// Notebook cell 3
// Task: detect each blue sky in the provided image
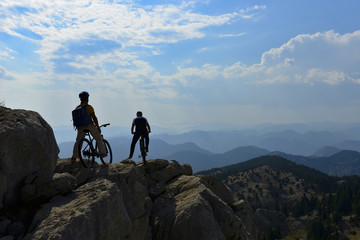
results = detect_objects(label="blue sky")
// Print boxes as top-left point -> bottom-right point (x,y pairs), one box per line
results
1,0 -> 360,132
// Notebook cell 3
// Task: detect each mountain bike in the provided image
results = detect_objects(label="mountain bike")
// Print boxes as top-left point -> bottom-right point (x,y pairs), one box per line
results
78,123 -> 113,168
138,134 -> 147,164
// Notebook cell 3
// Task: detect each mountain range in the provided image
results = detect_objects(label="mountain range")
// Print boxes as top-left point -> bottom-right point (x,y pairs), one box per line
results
57,124 -> 360,175
153,128 -> 360,155
59,134 -> 360,176
55,122 -> 360,154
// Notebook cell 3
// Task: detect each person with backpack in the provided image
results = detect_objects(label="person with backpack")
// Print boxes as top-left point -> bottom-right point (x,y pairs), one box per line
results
71,91 -> 106,163
128,111 -> 151,159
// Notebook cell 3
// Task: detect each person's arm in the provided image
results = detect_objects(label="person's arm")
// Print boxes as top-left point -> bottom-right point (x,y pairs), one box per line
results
90,112 -> 101,133
131,122 -> 135,134
146,122 -> 151,133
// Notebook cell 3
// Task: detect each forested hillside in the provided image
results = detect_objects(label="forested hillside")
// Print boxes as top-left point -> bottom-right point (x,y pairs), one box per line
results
199,155 -> 360,239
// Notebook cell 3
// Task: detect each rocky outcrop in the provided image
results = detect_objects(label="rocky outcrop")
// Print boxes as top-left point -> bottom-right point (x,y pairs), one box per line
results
18,159 -> 252,240
24,178 -> 131,240
0,107 -> 252,240
0,107 -> 59,209
150,174 -> 250,240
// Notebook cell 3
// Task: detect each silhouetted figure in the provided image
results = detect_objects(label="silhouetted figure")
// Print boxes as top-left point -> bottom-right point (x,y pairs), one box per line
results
129,111 -> 151,159
71,91 -> 106,163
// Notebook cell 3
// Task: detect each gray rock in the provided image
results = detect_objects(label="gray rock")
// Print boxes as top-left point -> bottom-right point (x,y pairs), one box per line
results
24,179 -> 131,240
0,107 -> 59,209
21,173 -> 75,204
181,163 -> 193,176
92,164 -> 151,240
151,175 -> 252,240
120,158 -> 136,165
145,160 -> 184,184
198,174 -> 235,205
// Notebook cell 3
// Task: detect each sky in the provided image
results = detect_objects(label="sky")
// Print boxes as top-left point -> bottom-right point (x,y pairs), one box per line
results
1,0 -> 360,133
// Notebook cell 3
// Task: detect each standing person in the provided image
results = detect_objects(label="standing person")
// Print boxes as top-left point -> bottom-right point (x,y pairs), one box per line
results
129,111 -> 151,159
71,91 -> 106,163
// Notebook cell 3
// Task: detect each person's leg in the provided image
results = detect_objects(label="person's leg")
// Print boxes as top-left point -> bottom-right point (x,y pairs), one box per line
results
129,133 -> 140,158
72,126 -> 86,162
144,132 -> 149,152
89,125 -> 106,157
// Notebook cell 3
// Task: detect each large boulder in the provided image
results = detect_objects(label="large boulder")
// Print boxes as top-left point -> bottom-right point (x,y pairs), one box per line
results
150,175 -> 252,240
143,160 -> 252,240
0,107 -> 59,209
52,161 -> 152,240
24,179 -> 131,240
92,164 -> 152,240
21,173 -> 76,204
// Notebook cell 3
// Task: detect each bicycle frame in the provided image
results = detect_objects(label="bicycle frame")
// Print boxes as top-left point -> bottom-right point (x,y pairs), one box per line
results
78,123 -> 112,168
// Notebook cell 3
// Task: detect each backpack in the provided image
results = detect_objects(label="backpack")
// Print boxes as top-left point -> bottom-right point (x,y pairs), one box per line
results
72,105 -> 91,128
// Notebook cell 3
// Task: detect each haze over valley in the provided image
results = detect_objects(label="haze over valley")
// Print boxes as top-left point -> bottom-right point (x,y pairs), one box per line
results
57,122 -> 360,174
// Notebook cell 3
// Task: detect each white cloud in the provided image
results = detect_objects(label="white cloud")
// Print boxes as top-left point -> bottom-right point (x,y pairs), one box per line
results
0,1 -> 267,77
0,1 -> 236,54
0,51 -> 9,60
238,5 -> 266,20
0,48 -> 16,60
219,32 -> 247,38
197,47 -> 211,53
220,30 -> 360,85
0,65 -> 14,80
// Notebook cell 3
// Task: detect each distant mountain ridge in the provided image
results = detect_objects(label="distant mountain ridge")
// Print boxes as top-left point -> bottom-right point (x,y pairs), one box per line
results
311,146 -> 341,157
270,150 -> 360,176
152,126 -> 360,155
59,135 -> 360,176
58,137 -> 212,160
165,146 -> 269,172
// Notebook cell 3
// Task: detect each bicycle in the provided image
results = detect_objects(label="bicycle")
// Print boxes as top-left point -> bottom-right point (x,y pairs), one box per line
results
78,123 -> 113,168
138,134 -> 147,164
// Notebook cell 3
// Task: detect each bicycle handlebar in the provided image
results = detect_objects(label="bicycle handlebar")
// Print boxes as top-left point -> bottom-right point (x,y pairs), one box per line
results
100,123 -> 110,128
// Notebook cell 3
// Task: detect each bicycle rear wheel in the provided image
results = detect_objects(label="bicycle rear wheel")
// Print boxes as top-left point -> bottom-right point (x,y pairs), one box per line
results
78,138 -> 95,168
99,139 -> 112,164
139,136 -> 146,163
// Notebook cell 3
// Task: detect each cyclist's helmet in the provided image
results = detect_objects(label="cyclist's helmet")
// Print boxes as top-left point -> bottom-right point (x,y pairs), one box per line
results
79,91 -> 89,100
136,111 -> 143,117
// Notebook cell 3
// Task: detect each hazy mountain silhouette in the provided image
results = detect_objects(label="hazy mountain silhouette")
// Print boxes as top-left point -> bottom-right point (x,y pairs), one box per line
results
313,150 -> 360,176
165,151 -> 215,173
58,137 -> 212,162
269,150 -> 360,176
152,128 -> 359,155
335,140 -> 360,152
211,146 -> 270,168
59,134 -> 360,175
311,146 -> 341,157
165,146 -> 270,172
56,122 -> 360,157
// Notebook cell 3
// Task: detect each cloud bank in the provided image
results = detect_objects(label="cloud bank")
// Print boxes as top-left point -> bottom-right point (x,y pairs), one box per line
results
1,0 -> 360,128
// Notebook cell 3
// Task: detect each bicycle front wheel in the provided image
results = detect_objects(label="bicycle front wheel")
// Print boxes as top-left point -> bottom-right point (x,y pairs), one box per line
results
99,139 -> 113,165
78,138 -> 95,168
140,137 -> 146,163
